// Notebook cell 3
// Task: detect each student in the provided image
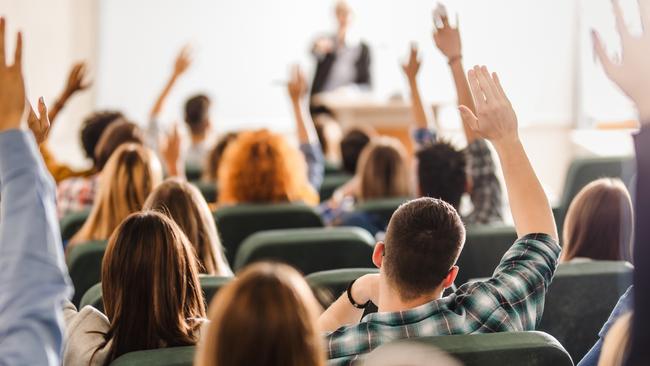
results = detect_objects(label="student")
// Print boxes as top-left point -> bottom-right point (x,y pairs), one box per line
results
143,178 -> 233,276
561,178 -> 633,263
340,127 -> 373,176
202,132 -> 239,183
218,130 -> 320,205
183,94 -> 213,167
318,66 -> 559,364
63,211 -> 207,366
56,120 -> 145,218
402,10 -> 503,225
68,143 -> 163,246
195,262 -> 325,366
0,18 -> 72,365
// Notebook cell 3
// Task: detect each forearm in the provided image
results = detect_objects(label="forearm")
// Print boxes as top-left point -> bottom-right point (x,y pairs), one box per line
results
493,139 -> 557,240
408,78 -> 429,129
318,293 -> 364,332
292,99 -> 313,144
150,74 -> 178,119
449,60 -> 478,143
47,90 -> 72,123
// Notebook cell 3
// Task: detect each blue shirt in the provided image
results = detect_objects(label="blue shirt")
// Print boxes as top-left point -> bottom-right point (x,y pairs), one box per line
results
0,130 -> 72,365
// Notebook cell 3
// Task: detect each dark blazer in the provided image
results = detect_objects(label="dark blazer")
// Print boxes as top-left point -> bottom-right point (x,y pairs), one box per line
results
310,41 -> 371,98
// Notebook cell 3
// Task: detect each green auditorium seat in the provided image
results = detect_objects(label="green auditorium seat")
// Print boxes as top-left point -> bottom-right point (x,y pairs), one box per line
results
454,225 -> 518,286
214,203 -> 324,266
66,240 -> 107,306
234,227 -> 375,275
191,181 -> 218,203
110,346 -> 195,366
354,197 -> 409,224
324,161 -> 343,176
306,268 -> 379,307
60,210 -> 91,242
185,163 -> 202,182
360,331 -> 572,366
554,156 -> 635,232
538,260 -> 633,362
319,173 -> 352,201
80,275 -> 233,313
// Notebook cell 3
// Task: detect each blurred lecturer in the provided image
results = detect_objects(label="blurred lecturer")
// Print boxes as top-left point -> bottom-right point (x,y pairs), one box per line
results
310,0 -> 371,107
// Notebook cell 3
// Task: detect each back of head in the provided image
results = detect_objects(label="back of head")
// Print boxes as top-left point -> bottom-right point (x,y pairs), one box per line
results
203,132 -> 239,182
218,129 -> 317,205
357,137 -> 413,202
196,262 -> 324,366
185,94 -> 211,136
94,120 -> 145,171
144,178 -> 231,275
80,111 -> 124,167
72,143 -> 162,243
562,178 -> 634,262
383,197 -> 465,301
101,211 -> 206,363
416,141 -> 467,210
340,128 -> 373,175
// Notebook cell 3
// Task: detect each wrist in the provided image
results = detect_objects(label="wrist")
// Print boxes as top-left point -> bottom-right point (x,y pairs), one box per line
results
447,55 -> 462,66
492,135 -> 523,155
347,279 -> 370,309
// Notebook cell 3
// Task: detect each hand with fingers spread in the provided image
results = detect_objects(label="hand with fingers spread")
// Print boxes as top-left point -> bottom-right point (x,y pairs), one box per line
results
287,65 -> 308,103
433,4 -> 462,62
161,124 -> 183,177
27,97 -> 50,144
62,62 -> 92,97
173,45 -> 193,77
593,0 -> 650,121
401,44 -> 421,83
0,18 -> 26,132
459,66 -> 519,146
150,44 -> 193,120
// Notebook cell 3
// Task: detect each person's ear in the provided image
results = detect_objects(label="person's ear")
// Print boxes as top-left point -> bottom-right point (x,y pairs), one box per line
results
441,265 -> 459,289
372,242 -> 385,269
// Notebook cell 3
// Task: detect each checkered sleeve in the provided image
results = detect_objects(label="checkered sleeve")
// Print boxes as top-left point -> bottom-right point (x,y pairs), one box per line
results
300,143 -> 325,190
464,139 -> 503,225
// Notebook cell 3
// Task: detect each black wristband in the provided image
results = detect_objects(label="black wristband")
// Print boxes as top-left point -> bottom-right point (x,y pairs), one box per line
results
347,278 -> 371,309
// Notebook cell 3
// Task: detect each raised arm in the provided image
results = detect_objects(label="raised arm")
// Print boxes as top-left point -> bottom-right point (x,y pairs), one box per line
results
47,62 -> 91,124
459,66 -> 557,240
433,9 -> 478,143
0,18 -> 71,365
402,44 -> 430,131
149,45 -> 192,121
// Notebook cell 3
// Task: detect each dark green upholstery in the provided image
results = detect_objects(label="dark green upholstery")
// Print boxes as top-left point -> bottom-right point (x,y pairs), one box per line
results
60,210 -> 90,241
538,261 -> 633,361
354,197 -> 409,224
319,173 -> 352,201
110,346 -> 195,366
185,163 -> 202,181
79,276 -> 233,313
214,203 -> 324,266
66,240 -> 107,306
306,268 -> 379,307
455,226 -> 518,286
362,331 -> 572,366
554,156 -> 635,231
324,161 -> 343,175
234,227 -> 375,275
191,181 -> 218,203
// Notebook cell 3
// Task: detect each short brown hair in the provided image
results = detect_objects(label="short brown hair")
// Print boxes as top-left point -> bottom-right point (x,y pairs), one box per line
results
195,262 -> 325,366
203,132 -> 239,182
94,120 -> 145,171
561,178 -> 634,262
340,128 -> 373,174
383,197 -> 466,301
185,94 -> 211,135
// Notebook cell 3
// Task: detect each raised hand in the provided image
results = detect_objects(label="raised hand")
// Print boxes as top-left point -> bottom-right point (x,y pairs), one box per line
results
173,45 -> 193,77
160,124 -> 183,177
0,17 -> 26,132
287,65 -> 308,102
433,4 -> 462,61
27,97 -> 50,144
593,0 -> 650,122
63,62 -> 91,97
401,44 -> 421,82
459,66 -> 519,146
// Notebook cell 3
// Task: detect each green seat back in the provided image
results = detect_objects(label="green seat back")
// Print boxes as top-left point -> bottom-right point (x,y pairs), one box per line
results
319,174 -> 352,201
234,227 -> 375,275
362,331 -> 572,366
110,346 -> 195,366
60,210 -> 91,242
455,226 -> 518,286
324,161 -> 344,175
185,164 -> 203,182
79,275 -> 233,313
214,203 -> 324,265
354,197 -> 409,224
538,260 -> 633,361
66,240 -> 107,306
191,181 -> 218,203
306,268 -> 379,307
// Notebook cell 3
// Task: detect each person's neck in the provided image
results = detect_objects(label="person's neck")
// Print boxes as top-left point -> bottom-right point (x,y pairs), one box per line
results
377,280 -> 442,313
191,132 -> 206,145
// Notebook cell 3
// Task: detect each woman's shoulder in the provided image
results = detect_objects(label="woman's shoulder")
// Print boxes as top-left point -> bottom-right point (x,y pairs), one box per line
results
64,304 -> 112,366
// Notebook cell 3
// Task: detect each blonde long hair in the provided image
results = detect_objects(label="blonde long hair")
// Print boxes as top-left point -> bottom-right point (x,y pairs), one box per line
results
195,262 -> 325,366
70,143 -> 163,245
357,137 -> 414,202
144,178 -> 233,276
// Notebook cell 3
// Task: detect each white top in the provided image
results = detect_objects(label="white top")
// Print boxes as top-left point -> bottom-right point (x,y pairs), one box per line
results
63,302 -> 111,366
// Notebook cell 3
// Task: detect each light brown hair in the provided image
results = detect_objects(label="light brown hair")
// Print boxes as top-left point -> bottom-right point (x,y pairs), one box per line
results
98,211 -> 206,364
203,132 -> 239,182
70,143 -> 163,245
94,120 -> 145,171
357,137 -> 414,202
218,130 -> 318,205
194,262 -> 325,366
561,178 -> 634,262
144,178 -> 232,276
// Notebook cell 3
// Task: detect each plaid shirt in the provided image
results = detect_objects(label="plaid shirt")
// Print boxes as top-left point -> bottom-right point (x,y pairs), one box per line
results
56,174 -> 99,219
413,128 -> 503,225
325,233 -> 560,365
